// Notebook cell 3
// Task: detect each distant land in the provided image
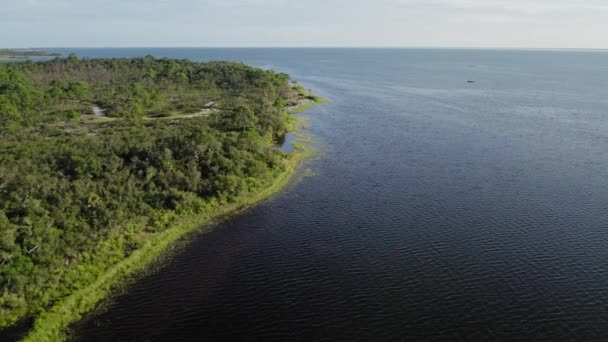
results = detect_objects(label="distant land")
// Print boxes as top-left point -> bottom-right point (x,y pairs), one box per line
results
0,49 -> 61,59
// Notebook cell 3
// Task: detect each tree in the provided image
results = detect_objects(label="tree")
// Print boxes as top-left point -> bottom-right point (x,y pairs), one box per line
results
0,211 -> 17,266
214,105 -> 257,132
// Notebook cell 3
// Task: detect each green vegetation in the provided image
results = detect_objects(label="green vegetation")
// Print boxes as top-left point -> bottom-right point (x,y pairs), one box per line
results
0,56 -> 322,340
23,126 -> 312,342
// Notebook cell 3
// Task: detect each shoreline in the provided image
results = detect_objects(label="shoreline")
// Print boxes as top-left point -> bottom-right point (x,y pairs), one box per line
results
19,97 -> 323,342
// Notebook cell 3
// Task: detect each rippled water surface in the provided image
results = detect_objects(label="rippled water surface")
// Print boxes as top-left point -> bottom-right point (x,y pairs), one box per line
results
65,48 -> 608,341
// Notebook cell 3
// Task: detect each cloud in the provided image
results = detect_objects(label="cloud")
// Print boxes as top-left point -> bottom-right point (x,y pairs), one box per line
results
394,0 -> 608,15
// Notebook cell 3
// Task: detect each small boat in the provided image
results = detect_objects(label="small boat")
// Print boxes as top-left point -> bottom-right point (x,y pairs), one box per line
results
467,80 -> 476,83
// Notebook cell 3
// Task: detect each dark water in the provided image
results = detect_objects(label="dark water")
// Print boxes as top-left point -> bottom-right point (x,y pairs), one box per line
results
63,48 -> 608,341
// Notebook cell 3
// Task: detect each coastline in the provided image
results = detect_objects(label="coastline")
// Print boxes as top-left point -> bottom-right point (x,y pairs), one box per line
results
19,98 -> 323,342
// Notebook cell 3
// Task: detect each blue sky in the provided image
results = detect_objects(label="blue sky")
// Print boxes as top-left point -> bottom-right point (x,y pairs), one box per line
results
2,0 -> 607,48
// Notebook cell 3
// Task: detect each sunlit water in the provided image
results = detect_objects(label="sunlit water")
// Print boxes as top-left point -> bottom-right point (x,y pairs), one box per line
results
43,48 -> 608,341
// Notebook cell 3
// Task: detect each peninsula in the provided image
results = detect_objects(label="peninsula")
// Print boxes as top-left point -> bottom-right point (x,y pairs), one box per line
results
0,55 -> 322,341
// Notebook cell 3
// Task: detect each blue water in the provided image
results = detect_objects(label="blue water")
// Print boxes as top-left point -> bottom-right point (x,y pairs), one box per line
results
60,48 -> 608,341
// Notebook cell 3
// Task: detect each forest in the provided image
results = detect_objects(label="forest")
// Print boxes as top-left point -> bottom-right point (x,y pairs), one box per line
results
0,55 -> 317,333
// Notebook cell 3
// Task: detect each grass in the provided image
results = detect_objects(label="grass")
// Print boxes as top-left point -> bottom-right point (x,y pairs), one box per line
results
20,100 -> 322,342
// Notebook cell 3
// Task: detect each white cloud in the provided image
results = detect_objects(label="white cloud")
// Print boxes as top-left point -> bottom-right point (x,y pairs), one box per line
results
395,0 -> 608,14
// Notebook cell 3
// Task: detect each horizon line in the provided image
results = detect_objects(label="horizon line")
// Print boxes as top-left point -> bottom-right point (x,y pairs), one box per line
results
5,46 -> 608,51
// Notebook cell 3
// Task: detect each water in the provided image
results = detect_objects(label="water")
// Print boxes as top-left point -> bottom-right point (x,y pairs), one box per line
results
52,48 -> 608,341
277,132 -> 297,154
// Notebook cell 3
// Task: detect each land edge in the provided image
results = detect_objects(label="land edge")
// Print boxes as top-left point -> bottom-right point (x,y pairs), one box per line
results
19,98 -> 325,342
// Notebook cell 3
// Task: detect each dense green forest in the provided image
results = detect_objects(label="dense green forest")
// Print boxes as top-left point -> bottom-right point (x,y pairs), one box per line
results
0,55 -> 318,333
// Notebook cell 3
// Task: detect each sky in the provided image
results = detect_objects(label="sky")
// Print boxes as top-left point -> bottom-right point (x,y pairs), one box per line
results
1,0 -> 607,49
